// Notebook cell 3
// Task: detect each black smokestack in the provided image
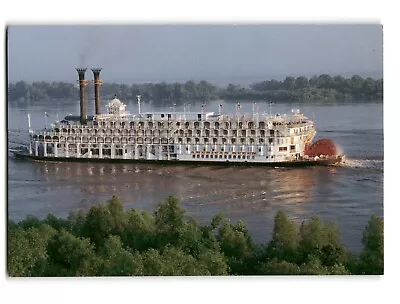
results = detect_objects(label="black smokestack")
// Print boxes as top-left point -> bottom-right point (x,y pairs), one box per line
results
91,68 -> 102,115
76,68 -> 88,124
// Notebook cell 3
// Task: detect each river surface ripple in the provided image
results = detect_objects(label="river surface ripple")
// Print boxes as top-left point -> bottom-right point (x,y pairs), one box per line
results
8,102 -> 383,252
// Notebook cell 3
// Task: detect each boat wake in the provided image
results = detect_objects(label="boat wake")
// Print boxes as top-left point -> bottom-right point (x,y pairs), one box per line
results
336,158 -> 383,169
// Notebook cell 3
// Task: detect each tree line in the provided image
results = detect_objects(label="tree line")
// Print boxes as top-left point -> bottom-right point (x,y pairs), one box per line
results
8,195 -> 383,276
8,74 -> 382,105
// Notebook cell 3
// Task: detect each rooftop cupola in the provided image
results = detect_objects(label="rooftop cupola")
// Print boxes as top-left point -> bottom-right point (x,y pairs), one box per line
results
106,95 -> 127,116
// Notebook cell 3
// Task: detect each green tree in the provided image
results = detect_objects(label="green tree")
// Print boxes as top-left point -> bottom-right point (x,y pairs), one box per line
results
376,79 -> 383,97
153,82 -> 173,103
294,76 -> 309,89
350,75 -> 365,98
81,204 -> 114,248
267,210 -> 300,263
178,216 -> 206,257
328,263 -> 350,275
298,216 -> 347,266
319,221 -> 347,267
29,82 -> 50,101
45,230 -> 99,276
317,74 -> 334,89
226,83 -> 241,95
184,80 -> 197,101
8,225 -> 57,277
141,245 -> 227,276
67,209 -> 87,236
283,77 -> 295,90
215,217 -> 254,275
156,246 -> 203,275
333,75 -> 349,93
154,196 -> 185,244
17,215 -> 43,230
259,259 -> 300,275
98,235 -> 144,276
107,195 -> 127,235
359,215 -> 383,274
197,80 -> 218,101
218,219 -> 252,259
299,256 -> 329,275
81,195 -> 126,248
44,213 -> 71,232
155,196 -> 185,229
299,256 -> 350,275
172,82 -> 184,103
122,209 -> 155,251
362,77 -> 377,97
141,248 -> 165,275
299,216 -> 325,252
13,81 -> 30,101
197,249 -> 229,275
308,75 -> 318,87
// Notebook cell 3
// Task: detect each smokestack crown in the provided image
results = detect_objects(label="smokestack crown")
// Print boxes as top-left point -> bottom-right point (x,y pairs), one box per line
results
92,68 -> 101,79
76,68 -> 87,80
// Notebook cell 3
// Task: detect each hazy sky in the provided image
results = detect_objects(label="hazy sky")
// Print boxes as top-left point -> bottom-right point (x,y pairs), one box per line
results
7,24 -> 383,84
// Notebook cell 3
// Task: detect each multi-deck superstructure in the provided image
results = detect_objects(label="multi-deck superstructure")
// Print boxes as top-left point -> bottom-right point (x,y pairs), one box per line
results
14,68 -> 343,166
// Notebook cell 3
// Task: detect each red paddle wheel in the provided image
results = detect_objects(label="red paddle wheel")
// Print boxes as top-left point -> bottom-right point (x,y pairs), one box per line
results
304,138 -> 341,157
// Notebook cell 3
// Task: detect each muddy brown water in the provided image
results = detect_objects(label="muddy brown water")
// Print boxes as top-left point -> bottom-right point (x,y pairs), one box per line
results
8,101 -> 383,252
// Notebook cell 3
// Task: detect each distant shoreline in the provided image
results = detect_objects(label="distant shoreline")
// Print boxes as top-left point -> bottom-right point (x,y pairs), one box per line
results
8,74 -> 383,105
7,98 -> 383,106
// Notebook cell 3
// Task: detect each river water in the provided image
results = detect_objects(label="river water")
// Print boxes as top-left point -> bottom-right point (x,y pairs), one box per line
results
7,100 -> 383,252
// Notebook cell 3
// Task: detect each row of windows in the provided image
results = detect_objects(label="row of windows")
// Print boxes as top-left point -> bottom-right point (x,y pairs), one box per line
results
56,123 -> 311,136
48,143 -> 125,149
91,120 -> 312,130
293,126 -> 310,134
192,154 -> 256,160
93,120 -> 268,129
40,133 -> 286,145
53,128 -> 280,137
41,137 -> 275,145
191,154 -> 278,160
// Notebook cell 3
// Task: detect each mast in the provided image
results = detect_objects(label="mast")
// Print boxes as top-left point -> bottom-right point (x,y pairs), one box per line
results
27,113 -> 32,154
137,95 -> 141,114
256,103 -> 259,126
236,102 -> 241,125
269,101 -> 273,116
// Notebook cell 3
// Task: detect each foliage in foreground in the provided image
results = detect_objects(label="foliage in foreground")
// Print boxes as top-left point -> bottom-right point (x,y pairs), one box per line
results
7,196 -> 383,276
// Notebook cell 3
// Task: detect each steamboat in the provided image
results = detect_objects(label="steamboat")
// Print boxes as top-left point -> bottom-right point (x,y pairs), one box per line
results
12,68 -> 344,167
